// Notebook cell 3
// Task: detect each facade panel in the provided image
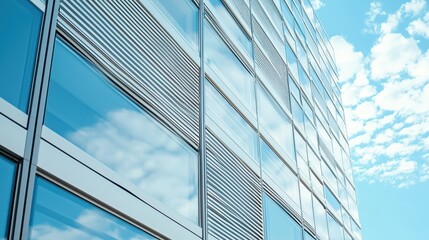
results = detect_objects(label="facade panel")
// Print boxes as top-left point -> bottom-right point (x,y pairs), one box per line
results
0,0 -> 361,239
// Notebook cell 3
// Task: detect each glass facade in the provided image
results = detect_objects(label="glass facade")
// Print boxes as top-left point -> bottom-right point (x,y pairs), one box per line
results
45,38 -> 199,223
0,0 -> 42,113
29,177 -> 155,239
0,0 -> 361,239
0,155 -> 17,239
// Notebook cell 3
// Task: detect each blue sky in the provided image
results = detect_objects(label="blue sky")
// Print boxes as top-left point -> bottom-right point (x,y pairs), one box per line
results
312,0 -> 429,239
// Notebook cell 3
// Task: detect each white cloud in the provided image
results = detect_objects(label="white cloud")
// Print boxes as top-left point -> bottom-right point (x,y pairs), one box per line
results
403,0 -> 427,15
310,0 -> 325,10
380,11 -> 402,34
384,142 -> 421,157
349,133 -> 372,148
374,129 -> 394,144
407,12 -> 429,38
341,71 -> 376,107
370,33 -> 421,79
365,1 -> 386,34
330,36 -> 365,82
354,101 -> 378,120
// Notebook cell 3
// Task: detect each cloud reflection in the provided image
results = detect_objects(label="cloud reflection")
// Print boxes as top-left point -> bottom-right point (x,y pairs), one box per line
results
69,109 -> 198,223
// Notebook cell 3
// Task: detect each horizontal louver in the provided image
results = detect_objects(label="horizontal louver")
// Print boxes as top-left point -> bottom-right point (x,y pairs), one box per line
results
57,0 -> 199,146
207,130 -> 263,240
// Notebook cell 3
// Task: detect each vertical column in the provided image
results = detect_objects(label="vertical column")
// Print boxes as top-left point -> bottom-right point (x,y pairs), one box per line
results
11,0 -> 61,239
198,0 -> 208,240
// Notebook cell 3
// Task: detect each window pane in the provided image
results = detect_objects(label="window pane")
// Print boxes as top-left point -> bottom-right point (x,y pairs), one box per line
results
324,185 -> 342,219
29,177 -> 156,240
314,198 -> 329,240
152,0 -> 198,50
263,193 -> 302,240
286,43 -> 299,81
261,140 -> 300,211
257,84 -> 295,161
206,80 -> 258,160
0,156 -> 17,239
327,214 -> 344,240
208,0 -> 253,57
291,97 -> 304,127
45,39 -> 198,223
205,21 -> 255,113
0,0 -> 42,112
300,182 -> 314,228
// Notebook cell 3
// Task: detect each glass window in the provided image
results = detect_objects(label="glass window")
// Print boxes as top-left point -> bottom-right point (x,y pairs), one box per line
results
263,193 -> 302,240
299,63 -> 312,99
311,172 -> 324,198
291,97 -> 304,127
314,198 -> 329,240
0,155 -> 17,239
257,84 -> 295,161
300,182 -> 315,228
152,0 -> 198,50
205,21 -> 255,113
308,147 -> 321,176
304,116 -> 318,146
286,42 -> 299,81
206,80 -> 258,160
281,0 -> 295,31
352,220 -> 362,240
327,214 -> 344,240
324,185 -> 342,219
322,161 -> 338,194
208,0 -> 253,57
0,0 -> 42,113
29,177 -> 156,240
44,39 -> 198,223
260,139 -> 300,211
289,76 -> 300,100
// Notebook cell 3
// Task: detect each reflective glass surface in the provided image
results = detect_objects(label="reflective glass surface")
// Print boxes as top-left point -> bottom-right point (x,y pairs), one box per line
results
260,140 -> 300,211
206,80 -> 257,160
257,84 -> 295,161
205,21 -> 255,113
263,193 -> 302,240
324,185 -> 342,219
29,177 -> 156,240
314,198 -> 329,240
327,214 -> 344,240
286,43 -> 299,81
0,155 -> 17,239
208,0 -> 253,57
0,0 -> 42,112
291,96 -> 304,127
300,182 -> 315,227
45,39 -> 198,223
152,0 -> 198,50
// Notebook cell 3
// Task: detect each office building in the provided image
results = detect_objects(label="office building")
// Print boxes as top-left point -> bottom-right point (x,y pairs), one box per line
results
0,0 -> 362,239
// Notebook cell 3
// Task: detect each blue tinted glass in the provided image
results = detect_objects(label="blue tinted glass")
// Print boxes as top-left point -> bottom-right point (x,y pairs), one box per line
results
45,39 -> 198,223
260,140 -> 300,212
29,177 -> 156,240
263,193 -> 302,240
324,185 -> 342,218
208,0 -> 253,57
206,80 -> 257,161
0,0 -> 42,112
152,0 -> 198,50
286,43 -> 299,81
0,156 -> 17,239
327,214 -> 344,240
205,21 -> 255,113
313,198 -> 329,240
257,84 -> 295,161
